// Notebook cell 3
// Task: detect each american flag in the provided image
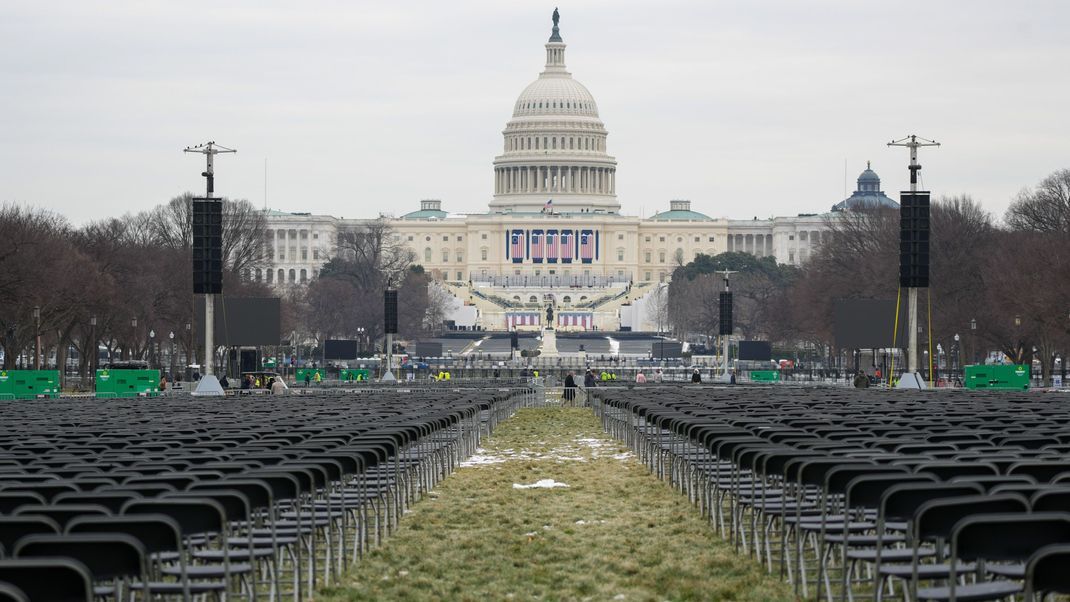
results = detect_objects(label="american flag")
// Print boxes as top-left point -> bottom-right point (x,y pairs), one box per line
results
580,230 -> 596,261
546,231 -> 557,262
510,230 -> 525,261
531,231 -> 544,261
560,230 -> 573,261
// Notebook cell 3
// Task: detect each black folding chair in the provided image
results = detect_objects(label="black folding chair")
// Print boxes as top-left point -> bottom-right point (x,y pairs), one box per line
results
0,516 -> 61,559
0,558 -> 93,602
0,581 -> 28,602
13,533 -> 146,599
1024,543 -> 1070,600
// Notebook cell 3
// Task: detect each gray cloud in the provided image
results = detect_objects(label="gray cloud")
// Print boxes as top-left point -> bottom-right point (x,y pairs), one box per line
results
1,0 -> 1067,223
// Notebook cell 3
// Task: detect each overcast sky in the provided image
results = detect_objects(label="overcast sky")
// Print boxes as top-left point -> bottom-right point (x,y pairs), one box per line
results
2,0 -> 1068,224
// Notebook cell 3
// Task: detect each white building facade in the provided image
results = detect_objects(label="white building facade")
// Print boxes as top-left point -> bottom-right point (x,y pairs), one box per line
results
257,13 -> 878,330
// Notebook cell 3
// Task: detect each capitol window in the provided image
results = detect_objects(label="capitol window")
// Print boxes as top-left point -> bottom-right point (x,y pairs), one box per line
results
708,236 -> 715,242
457,235 -> 463,241
425,236 -> 431,241
659,251 -> 666,263
313,249 -> 320,260
442,249 -> 449,262
481,248 -> 488,260
644,236 -> 651,242
694,236 -> 700,242
617,233 -> 623,240
424,248 -> 432,262
408,235 -> 413,241
481,233 -> 487,240
617,249 -> 624,261
442,235 -> 449,242
659,236 -> 665,242
644,251 -> 651,263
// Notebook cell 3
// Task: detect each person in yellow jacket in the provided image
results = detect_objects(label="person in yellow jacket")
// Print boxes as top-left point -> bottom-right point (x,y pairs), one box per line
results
314,371 -> 322,385
444,371 -> 451,380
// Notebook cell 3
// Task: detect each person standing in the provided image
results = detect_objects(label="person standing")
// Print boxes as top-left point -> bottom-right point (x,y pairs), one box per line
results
271,377 -> 286,395
691,369 -> 702,383
563,371 -> 576,402
304,371 -> 312,387
635,372 -> 647,384
654,369 -> 664,383
854,370 -> 870,388
584,369 -> 596,388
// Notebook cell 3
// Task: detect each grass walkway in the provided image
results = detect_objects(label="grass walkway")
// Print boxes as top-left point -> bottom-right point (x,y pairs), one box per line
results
318,407 -> 793,601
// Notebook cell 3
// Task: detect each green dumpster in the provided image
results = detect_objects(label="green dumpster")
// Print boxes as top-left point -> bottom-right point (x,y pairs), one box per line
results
96,369 -> 160,398
296,368 -> 325,384
339,369 -> 370,382
0,370 -> 61,400
964,364 -> 1030,390
749,370 -> 780,383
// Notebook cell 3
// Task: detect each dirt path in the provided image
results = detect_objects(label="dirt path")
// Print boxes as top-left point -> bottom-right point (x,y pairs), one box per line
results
319,407 -> 792,602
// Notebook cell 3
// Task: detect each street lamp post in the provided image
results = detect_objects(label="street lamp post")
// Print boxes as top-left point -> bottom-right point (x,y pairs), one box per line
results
953,333 -> 961,384
32,306 -> 41,370
89,316 -> 98,377
149,330 -> 156,370
357,327 -> 365,355
168,331 -> 175,380
130,317 -> 138,362
970,318 -> 977,365
1014,315 -> 1022,363
185,323 -> 191,376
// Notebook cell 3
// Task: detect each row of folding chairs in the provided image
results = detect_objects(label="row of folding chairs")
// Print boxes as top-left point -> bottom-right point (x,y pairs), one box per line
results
591,386 -> 1070,602
0,388 -> 532,600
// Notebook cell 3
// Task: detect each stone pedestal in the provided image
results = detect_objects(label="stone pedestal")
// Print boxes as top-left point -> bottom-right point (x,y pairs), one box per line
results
540,328 -> 559,357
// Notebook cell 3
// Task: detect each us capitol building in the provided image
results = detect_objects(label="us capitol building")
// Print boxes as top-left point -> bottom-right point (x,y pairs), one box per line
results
259,11 -> 896,331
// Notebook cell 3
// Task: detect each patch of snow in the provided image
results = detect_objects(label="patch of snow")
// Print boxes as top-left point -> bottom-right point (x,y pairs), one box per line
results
613,594 -> 626,600
513,479 -> 570,489
575,519 -> 588,525
524,531 -> 539,537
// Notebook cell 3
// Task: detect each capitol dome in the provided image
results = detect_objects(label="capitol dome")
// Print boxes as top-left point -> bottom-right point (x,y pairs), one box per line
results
490,10 -> 619,214
512,77 -> 599,118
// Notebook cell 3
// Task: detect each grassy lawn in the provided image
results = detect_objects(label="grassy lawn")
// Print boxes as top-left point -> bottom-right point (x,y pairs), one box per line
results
318,407 -> 794,602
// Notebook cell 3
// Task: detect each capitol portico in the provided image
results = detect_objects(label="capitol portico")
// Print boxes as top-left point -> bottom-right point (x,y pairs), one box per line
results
259,11 -> 890,331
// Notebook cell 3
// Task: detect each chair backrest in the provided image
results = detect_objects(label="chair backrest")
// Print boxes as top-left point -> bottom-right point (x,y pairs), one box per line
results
914,493 -> 1029,541
121,499 -> 225,539
65,514 -> 182,556
1009,461 -> 1070,483
1026,543 -> 1070,596
953,512 -> 1070,564
0,581 -> 29,602
52,492 -> 141,514
164,490 -> 250,523
1030,489 -> 1070,513
0,557 -> 93,602
0,493 -> 46,515
881,482 -> 985,522
14,533 -> 145,582
13,505 -> 110,528
0,517 -> 61,557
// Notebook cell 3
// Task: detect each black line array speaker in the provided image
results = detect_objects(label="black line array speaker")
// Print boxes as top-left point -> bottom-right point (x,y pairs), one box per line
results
900,191 -> 930,288
718,291 -> 733,336
192,198 -> 223,295
384,290 -> 398,334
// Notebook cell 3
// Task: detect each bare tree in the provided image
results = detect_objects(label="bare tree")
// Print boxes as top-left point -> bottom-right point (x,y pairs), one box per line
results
1005,169 -> 1070,235
329,219 -> 417,290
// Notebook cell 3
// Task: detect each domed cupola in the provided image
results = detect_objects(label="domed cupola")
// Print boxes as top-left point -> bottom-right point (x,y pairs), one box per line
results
490,9 -> 619,214
832,161 -> 899,211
